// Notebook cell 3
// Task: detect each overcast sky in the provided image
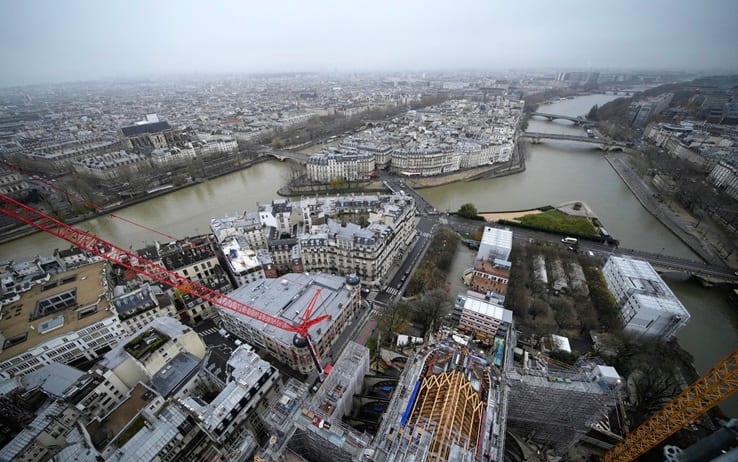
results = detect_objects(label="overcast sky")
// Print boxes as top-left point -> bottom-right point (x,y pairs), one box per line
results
1,0 -> 737,87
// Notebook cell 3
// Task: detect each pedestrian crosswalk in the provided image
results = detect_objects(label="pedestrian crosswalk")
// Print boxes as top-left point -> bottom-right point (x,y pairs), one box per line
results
384,287 -> 401,296
199,327 -> 219,336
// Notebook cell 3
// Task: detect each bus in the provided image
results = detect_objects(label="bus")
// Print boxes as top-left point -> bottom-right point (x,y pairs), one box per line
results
561,237 -> 578,245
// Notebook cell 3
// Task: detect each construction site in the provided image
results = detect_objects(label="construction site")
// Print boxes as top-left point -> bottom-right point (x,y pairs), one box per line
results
374,340 -> 508,462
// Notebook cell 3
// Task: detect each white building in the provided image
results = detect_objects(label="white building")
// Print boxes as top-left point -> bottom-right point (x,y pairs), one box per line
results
72,150 -> 149,180
180,344 -> 280,447
477,227 -> 513,262
212,193 -> 416,287
708,159 -> 738,201
391,148 -> 461,176
196,133 -> 238,156
219,273 -> 361,375
149,144 -> 197,166
210,211 -> 267,249
306,149 -> 375,183
157,236 -> 232,321
0,164 -> 26,196
602,256 -> 690,340
221,237 -> 267,287
111,284 -> 177,335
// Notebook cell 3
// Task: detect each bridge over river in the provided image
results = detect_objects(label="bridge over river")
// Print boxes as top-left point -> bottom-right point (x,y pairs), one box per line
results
529,112 -> 594,126
520,131 -> 628,151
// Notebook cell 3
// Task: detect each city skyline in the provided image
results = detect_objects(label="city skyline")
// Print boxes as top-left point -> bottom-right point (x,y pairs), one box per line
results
1,0 -> 738,87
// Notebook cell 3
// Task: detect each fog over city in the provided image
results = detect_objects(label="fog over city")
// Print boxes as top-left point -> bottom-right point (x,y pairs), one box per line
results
1,0 -> 737,87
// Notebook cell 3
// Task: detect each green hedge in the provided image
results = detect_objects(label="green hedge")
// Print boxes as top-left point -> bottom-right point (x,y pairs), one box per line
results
517,210 -> 598,236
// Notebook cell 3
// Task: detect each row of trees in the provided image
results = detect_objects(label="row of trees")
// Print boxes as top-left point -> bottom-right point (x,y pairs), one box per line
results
505,242 -> 621,338
404,227 -> 459,297
272,94 -> 451,149
374,290 -> 453,348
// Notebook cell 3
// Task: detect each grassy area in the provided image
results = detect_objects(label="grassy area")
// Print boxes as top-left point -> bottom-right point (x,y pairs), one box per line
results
124,329 -> 170,360
517,210 -> 597,236
113,415 -> 146,447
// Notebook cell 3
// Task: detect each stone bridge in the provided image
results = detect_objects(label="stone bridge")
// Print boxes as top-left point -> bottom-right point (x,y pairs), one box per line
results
520,132 -> 627,151
529,112 -> 593,126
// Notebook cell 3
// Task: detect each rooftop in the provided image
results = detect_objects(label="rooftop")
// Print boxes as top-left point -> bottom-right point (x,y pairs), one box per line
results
21,362 -> 84,397
150,352 -> 201,398
86,383 -> 158,451
457,291 -> 513,324
224,272 -> 354,346
0,261 -> 111,362
123,329 -> 171,361
120,121 -> 172,137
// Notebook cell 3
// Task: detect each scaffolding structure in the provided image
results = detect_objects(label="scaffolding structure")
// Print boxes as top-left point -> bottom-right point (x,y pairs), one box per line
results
257,343 -> 373,462
311,341 -> 370,422
374,340 -> 507,462
506,366 -> 614,455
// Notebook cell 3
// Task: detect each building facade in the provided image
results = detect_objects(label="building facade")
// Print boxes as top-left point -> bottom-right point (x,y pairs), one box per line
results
708,159 -> 738,201
218,273 -> 361,375
452,291 -> 513,340
602,256 -> 691,340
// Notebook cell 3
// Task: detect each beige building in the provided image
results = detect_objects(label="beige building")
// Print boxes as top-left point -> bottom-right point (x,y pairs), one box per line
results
0,262 -> 124,378
219,273 -> 361,375
72,150 -> 149,180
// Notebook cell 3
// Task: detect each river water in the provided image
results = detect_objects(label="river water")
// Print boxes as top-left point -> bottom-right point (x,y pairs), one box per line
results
1,94 -> 736,415
421,94 -> 738,415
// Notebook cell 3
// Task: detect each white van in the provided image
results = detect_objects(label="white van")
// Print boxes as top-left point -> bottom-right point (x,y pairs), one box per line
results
561,237 -> 578,245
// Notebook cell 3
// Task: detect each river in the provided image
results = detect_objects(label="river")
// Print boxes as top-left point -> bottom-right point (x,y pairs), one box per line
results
421,94 -> 737,416
1,94 -> 736,415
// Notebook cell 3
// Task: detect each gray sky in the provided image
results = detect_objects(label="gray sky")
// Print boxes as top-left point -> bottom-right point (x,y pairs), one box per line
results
1,0 -> 737,87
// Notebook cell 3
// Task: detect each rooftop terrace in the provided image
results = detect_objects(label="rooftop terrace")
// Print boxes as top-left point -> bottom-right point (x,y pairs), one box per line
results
0,261 -> 111,362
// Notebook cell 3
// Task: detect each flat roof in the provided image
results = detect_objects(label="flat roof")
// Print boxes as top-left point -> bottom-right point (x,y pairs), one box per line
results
460,292 -> 513,324
224,272 -> 353,346
0,261 -> 111,362
150,352 -> 200,398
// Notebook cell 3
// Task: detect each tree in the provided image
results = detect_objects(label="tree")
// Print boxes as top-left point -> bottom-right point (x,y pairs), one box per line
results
629,370 -> 681,424
271,137 -> 285,149
529,299 -> 549,320
587,104 -> 599,121
329,176 -> 346,190
376,301 -> 411,347
553,299 -> 578,329
412,290 -> 452,338
457,203 -> 478,219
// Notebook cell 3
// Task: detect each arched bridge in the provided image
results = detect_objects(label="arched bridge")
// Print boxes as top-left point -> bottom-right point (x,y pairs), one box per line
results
529,112 -> 593,126
262,149 -> 311,163
520,132 -> 628,151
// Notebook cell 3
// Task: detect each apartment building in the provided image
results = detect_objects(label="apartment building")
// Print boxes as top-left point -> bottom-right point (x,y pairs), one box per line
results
306,149 -> 375,183
452,291 -> 513,340
218,273 -> 361,375
0,262 -> 124,378
72,150 -> 149,180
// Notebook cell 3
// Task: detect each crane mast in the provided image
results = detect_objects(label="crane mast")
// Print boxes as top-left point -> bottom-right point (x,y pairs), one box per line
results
601,347 -> 738,462
0,194 -> 329,370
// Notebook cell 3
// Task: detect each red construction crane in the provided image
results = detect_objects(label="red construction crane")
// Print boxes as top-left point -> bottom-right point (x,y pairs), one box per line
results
0,193 -> 329,378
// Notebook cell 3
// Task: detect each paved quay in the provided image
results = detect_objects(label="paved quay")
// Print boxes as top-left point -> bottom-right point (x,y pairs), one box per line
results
605,153 -> 736,268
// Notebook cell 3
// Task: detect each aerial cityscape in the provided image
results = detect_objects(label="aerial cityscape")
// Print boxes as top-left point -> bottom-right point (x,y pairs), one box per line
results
1,1 -> 737,462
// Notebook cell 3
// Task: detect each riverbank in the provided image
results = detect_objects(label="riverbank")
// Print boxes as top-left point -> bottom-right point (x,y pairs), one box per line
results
605,153 -> 736,268
278,148 -> 527,195
0,155 -> 271,245
277,179 -> 387,197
